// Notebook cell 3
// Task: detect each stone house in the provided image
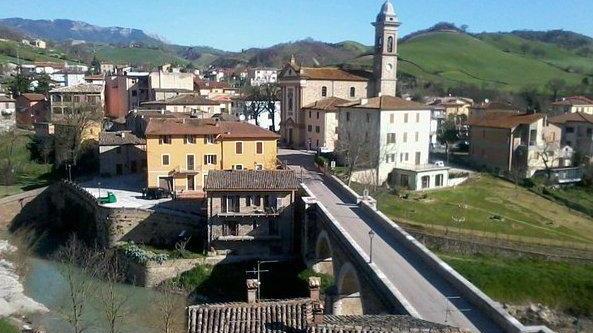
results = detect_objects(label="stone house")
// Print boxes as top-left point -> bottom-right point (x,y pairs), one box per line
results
247,67 -> 278,86
427,96 -> 474,119
141,93 -> 223,117
204,170 -> 298,257
49,83 -> 104,121
99,131 -> 147,176
144,118 -> 280,195
15,93 -> 50,129
302,97 -> 349,151
469,113 -> 571,178
0,95 -> 16,132
550,112 -> 593,162
149,66 -> 194,100
551,96 -> 593,115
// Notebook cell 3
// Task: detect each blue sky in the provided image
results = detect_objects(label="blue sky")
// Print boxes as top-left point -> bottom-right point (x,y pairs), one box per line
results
0,0 -> 591,51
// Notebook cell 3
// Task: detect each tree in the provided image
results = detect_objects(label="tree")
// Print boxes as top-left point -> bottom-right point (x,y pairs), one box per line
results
437,118 -> 459,163
55,102 -> 102,166
151,281 -> 185,333
90,55 -> 101,75
95,253 -> 131,333
7,73 -> 31,96
54,235 -> 101,333
546,78 -> 566,101
34,73 -> 52,95
0,129 -> 19,185
241,85 -> 267,126
261,83 -> 280,131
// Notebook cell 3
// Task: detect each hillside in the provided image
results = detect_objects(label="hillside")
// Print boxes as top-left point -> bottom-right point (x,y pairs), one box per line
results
0,18 -> 163,46
0,39 -> 77,65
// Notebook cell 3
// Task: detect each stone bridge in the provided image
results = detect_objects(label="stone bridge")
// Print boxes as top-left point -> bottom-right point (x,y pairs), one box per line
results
281,149 -> 553,333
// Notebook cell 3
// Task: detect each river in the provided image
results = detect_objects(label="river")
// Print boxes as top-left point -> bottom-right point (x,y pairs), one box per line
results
0,234 -> 185,333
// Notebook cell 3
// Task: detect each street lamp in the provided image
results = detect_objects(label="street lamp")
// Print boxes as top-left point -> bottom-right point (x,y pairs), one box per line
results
368,230 -> 375,263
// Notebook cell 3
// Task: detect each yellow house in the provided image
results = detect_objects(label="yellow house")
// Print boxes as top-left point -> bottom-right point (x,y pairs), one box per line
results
145,118 -> 280,194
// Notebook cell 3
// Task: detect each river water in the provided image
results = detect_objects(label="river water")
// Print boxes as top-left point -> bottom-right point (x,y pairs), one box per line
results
0,235 -> 185,332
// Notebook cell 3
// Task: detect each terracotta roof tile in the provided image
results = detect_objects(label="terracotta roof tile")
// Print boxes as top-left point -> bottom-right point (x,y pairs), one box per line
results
549,112 -> 593,124
99,131 -> 146,146
314,315 -> 466,333
49,84 -> 103,94
552,96 -> 593,106
145,118 -> 280,139
142,94 -> 219,106
340,96 -> 431,110
205,170 -> 299,191
302,97 -> 350,111
20,93 -> 46,101
300,67 -> 372,81
468,113 -> 544,129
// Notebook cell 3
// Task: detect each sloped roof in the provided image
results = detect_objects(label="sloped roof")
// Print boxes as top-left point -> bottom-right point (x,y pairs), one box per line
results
549,112 -> 593,125
205,170 -> 299,191
302,97 -> 350,111
340,96 -> 431,110
20,93 -> 46,101
300,67 -> 372,82
194,79 -> 230,89
142,94 -> 219,106
552,96 -> 593,106
313,315 -> 465,333
0,95 -> 15,102
468,113 -> 544,129
99,131 -> 146,146
145,118 -> 280,139
49,84 -> 103,94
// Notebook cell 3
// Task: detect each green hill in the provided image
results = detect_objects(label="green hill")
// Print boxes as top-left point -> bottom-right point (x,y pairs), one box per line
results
0,39 -> 75,64
349,31 -> 589,91
93,45 -> 189,67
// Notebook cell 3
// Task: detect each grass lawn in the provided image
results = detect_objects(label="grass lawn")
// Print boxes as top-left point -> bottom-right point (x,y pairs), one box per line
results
441,252 -> 593,316
0,318 -> 19,333
365,174 -> 593,246
540,185 -> 593,218
0,132 -> 54,198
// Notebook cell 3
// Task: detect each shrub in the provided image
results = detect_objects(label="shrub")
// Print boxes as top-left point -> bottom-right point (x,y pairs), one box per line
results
120,241 -> 169,264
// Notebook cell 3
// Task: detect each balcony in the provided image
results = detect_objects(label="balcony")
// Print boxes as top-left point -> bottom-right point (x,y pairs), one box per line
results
218,206 -> 283,217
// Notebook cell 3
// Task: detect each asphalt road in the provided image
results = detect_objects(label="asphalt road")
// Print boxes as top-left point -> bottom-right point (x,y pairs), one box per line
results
279,149 -> 504,333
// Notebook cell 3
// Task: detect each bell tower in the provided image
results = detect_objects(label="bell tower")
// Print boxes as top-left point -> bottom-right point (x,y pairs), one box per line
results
373,0 -> 400,97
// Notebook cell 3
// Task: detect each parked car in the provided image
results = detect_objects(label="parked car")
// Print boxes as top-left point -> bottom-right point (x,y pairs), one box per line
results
433,160 -> 445,167
143,187 -> 172,200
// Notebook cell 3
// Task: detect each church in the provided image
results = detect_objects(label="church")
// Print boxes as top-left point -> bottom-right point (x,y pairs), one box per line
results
279,1 -> 447,188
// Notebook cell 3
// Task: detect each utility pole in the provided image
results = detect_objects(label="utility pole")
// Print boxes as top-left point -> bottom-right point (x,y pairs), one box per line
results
245,260 -> 279,301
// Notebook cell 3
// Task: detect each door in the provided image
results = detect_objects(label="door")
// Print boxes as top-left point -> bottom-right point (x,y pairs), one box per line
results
421,175 -> 430,189
187,175 -> 195,191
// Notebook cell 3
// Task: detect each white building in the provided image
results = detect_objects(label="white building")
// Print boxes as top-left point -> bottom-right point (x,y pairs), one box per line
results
248,68 -> 278,86
232,99 -> 281,132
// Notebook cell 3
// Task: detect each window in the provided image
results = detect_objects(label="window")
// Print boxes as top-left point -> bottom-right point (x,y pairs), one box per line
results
315,126 -> 320,133
316,111 -> 319,119
222,222 -> 239,236
387,133 -> 396,144
162,155 -> 170,166
255,164 -> 263,170
587,128 -> 593,137
529,129 -> 537,146
235,141 -> 243,154
159,135 -> 172,145
390,113 -> 394,123
387,36 -> 394,53
254,195 -> 262,206
185,135 -> 196,144
416,113 -> 420,123
350,87 -> 356,98
366,113 -> 370,123
415,132 -> 419,142
404,113 -> 409,123
256,142 -> 264,154
309,110 -> 312,118
415,152 -> 421,165
246,196 -> 252,207
233,164 -> 244,170
307,125 -> 312,132
566,127 -> 575,133
321,86 -> 327,97
421,176 -> 430,189
204,154 -> 217,165
386,153 -> 396,163
187,155 -> 195,170
346,112 -> 350,121
287,89 -> 294,112
403,132 -> 408,143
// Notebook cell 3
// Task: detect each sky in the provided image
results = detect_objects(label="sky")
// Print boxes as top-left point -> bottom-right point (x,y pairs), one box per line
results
0,0 -> 591,51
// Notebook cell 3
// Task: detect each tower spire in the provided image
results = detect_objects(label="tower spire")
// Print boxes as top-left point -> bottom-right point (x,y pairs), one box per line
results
372,0 -> 400,97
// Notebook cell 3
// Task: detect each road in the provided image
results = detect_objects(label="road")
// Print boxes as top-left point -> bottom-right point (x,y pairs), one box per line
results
279,149 -> 504,333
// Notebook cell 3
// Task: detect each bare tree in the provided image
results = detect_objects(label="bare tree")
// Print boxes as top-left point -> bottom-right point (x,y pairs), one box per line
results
55,102 -> 102,166
54,235 -> 100,333
0,129 -> 19,185
95,253 -> 131,333
152,281 -> 185,333
261,83 -> 280,131
241,86 -> 267,126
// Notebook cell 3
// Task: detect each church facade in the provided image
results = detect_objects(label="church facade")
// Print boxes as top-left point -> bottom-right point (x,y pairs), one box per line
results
278,1 -> 400,149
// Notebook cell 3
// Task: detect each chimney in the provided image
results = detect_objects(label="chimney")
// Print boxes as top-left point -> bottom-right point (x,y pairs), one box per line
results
246,279 -> 259,303
290,54 -> 296,65
309,277 -> 324,324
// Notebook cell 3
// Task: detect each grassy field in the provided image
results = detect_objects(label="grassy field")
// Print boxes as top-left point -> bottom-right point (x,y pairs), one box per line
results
0,40 -> 76,64
95,45 -> 189,67
366,174 -> 593,246
0,132 -> 53,198
538,185 -> 593,218
441,252 -> 593,316
0,318 -> 19,333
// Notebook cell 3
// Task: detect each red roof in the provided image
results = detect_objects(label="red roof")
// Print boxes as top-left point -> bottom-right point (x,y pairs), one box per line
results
551,96 -> 593,106
145,118 -> 280,139
20,93 -> 46,101
469,113 -> 544,129
549,112 -> 593,124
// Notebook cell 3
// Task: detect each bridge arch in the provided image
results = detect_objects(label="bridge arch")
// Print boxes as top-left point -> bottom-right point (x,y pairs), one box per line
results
333,261 -> 363,315
312,230 -> 334,276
